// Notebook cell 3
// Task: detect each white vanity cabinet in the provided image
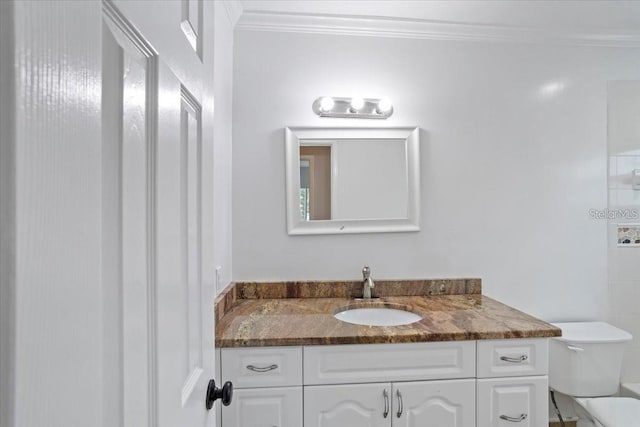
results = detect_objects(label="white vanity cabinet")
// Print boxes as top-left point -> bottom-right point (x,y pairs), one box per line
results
219,339 -> 549,427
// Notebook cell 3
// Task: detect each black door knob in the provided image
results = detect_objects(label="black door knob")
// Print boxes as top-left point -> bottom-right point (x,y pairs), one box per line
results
205,379 -> 233,410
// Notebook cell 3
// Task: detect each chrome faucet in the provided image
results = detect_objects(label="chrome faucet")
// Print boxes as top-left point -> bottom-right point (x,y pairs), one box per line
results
362,265 -> 375,299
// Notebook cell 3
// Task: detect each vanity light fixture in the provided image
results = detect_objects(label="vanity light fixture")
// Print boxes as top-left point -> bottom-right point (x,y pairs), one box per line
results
350,97 -> 365,112
319,96 -> 335,112
376,98 -> 392,114
312,97 -> 394,119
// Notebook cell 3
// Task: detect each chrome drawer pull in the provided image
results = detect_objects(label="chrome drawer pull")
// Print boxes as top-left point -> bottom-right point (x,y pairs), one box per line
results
500,413 -> 527,422
396,389 -> 403,418
246,364 -> 278,372
500,355 -> 528,363
382,389 -> 389,418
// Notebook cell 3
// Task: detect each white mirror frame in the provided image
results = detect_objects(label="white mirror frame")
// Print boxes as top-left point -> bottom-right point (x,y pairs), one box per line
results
285,126 -> 421,235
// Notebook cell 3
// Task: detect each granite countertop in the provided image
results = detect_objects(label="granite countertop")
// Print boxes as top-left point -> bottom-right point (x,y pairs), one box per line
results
215,279 -> 561,348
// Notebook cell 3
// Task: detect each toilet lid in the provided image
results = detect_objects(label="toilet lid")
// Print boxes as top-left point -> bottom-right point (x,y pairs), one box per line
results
552,322 -> 632,344
587,398 -> 640,427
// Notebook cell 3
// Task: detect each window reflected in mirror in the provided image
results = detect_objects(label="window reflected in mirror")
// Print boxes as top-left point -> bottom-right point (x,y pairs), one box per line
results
300,158 -> 311,220
299,146 -> 331,221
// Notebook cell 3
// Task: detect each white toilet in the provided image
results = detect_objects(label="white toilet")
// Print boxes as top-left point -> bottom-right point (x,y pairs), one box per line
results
550,322 -> 640,427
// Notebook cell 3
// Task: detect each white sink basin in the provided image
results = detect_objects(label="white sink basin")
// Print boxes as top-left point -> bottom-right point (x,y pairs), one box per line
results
334,307 -> 422,327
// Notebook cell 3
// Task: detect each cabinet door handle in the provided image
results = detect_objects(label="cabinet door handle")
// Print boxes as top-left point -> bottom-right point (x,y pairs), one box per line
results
396,389 -> 403,418
246,364 -> 278,372
382,389 -> 389,418
500,413 -> 527,422
500,355 -> 528,363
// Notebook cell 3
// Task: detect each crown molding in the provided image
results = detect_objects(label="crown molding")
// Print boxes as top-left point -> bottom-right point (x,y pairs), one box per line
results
236,11 -> 640,48
222,0 -> 243,28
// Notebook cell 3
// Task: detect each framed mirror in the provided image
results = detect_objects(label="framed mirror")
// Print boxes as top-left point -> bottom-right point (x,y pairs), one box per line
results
285,127 -> 420,235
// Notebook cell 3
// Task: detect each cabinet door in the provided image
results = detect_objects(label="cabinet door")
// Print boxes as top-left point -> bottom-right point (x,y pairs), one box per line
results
477,376 -> 548,427
392,379 -> 475,427
222,387 -> 302,427
305,383 -> 391,427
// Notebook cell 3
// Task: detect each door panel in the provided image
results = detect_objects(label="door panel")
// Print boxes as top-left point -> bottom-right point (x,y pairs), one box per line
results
154,27 -> 213,427
222,387 -> 303,427
102,6 -> 156,425
154,63 -> 209,426
393,379 -> 475,427
180,0 -> 203,57
304,383 -> 391,427
182,87 -> 204,406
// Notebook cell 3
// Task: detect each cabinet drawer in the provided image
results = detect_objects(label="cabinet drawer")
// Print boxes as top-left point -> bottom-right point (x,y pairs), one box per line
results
221,346 -> 302,388
304,341 -> 475,385
222,386 -> 302,427
477,339 -> 548,378
477,376 -> 548,427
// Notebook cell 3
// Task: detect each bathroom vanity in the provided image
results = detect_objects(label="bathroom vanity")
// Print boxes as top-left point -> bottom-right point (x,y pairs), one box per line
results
215,280 -> 560,427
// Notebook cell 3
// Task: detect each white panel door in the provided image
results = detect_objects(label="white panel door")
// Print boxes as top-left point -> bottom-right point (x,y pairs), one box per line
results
222,387 -> 303,427
304,383 -> 392,427
392,379 -> 476,427
102,1 -> 216,426
4,0 -> 217,426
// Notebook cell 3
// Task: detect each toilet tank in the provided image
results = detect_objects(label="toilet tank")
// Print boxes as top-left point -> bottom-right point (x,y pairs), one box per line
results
550,322 -> 632,397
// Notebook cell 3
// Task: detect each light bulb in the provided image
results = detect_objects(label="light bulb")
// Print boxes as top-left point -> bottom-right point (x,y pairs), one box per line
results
350,97 -> 365,111
376,98 -> 392,113
319,97 -> 334,112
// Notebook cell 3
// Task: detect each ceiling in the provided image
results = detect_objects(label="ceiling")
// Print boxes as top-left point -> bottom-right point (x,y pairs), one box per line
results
232,1 -> 640,46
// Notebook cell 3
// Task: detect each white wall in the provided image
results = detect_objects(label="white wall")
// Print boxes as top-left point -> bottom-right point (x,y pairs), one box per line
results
212,2 -> 235,295
607,81 -> 640,382
232,29 -> 640,320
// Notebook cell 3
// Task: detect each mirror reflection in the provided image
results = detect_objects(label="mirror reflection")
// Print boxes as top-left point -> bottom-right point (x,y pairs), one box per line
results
285,127 -> 420,235
298,140 -> 408,221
